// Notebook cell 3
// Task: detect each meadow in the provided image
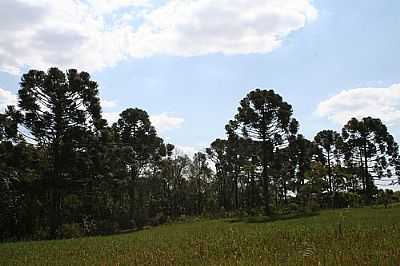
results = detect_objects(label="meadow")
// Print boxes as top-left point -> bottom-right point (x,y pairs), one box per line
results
1,205 -> 399,266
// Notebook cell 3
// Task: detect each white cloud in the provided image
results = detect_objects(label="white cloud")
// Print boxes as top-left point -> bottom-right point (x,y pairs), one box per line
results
101,98 -> 118,108
84,0 -> 151,14
102,112 -> 120,124
0,0 -> 317,74
150,113 -> 184,132
0,0 -> 142,74
103,111 -> 184,132
317,83 -> 400,125
130,0 -> 318,57
0,88 -> 17,112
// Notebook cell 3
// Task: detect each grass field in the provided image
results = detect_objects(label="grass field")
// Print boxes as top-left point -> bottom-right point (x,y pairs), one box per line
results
1,205 -> 400,266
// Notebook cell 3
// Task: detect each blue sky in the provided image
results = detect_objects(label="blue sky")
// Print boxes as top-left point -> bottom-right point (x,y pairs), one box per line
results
1,0 -> 400,165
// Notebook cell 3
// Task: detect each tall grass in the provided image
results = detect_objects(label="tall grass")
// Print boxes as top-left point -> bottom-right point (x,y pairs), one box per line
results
1,205 -> 399,265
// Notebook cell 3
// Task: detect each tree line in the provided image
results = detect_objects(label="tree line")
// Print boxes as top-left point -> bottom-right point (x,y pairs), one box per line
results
1,68 -> 400,240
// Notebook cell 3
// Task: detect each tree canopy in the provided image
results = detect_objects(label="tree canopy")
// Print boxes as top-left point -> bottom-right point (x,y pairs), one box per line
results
1,68 -> 400,241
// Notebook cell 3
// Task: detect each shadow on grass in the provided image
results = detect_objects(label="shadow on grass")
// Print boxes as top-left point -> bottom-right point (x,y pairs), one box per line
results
227,212 -> 320,224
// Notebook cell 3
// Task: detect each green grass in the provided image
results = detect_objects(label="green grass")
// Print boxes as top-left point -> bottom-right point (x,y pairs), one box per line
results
1,205 -> 400,265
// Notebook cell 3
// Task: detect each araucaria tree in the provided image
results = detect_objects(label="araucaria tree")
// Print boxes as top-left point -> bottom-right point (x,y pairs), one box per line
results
230,89 -> 298,215
114,108 -> 166,227
342,117 -> 400,203
314,130 -> 343,194
18,68 -> 103,238
3,68 -> 400,241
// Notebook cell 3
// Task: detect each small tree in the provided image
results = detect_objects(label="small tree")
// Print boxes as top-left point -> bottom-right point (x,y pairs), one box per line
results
303,162 -> 329,210
189,152 -> 212,215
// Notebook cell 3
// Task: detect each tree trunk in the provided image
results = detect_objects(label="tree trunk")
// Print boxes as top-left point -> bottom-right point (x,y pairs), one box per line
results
197,174 -> 202,215
262,140 -> 271,216
363,142 -> 372,204
129,167 -> 137,222
283,181 -> 288,204
327,151 -> 332,192
251,171 -> 255,209
234,171 -> 239,210
50,140 -> 62,239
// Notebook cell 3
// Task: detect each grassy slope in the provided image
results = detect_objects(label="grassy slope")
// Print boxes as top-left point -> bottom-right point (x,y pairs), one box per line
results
1,205 -> 400,266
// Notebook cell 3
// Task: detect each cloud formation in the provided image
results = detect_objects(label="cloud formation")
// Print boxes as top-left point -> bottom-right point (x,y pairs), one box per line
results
0,88 -> 17,112
0,0 -> 317,74
103,111 -> 184,132
317,83 -> 400,125
149,113 -> 184,132
100,98 -> 118,108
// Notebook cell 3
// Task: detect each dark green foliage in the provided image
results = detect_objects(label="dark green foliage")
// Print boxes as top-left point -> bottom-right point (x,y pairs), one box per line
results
229,89 -> 298,215
342,117 -> 400,203
1,74 -> 400,242
113,108 -> 167,228
17,68 -> 104,238
314,130 -> 343,192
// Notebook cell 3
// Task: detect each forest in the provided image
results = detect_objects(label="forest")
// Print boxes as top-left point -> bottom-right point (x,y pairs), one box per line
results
1,67 -> 400,241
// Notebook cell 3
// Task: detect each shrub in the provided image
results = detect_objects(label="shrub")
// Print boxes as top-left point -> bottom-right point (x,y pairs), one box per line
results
96,220 -> 119,235
32,227 -> 50,240
116,212 -> 132,230
62,223 -> 82,239
305,200 -> 320,213
344,192 -> 361,208
149,212 -> 165,226
287,202 -> 301,213
82,216 -> 97,236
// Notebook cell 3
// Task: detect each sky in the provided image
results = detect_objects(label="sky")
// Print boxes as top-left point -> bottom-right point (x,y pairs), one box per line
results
1,0 -> 400,182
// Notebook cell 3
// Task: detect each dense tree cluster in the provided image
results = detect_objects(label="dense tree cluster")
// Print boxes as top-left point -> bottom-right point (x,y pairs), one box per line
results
1,68 -> 400,240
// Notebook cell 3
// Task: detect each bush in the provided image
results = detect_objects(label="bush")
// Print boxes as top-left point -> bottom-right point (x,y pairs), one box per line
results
32,227 -> 50,240
176,215 -> 193,223
344,192 -> 361,208
305,200 -> 320,213
287,202 -> 302,213
132,208 -> 149,230
82,216 -> 97,236
95,220 -> 119,235
62,223 -> 82,239
150,212 -> 167,226
115,212 -> 132,230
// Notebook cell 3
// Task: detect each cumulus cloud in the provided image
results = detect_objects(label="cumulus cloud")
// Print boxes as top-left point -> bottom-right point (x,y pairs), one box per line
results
103,111 -> 184,132
100,98 -> 118,108
0,88 -> 17,112
0,0 -> 317,74
317,83 -> 400,125
130,0 -> 318,57
102,112 -> 120,124
0,0 -> 139,74
150,113 -> 184,132
84,0 -> 151,14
